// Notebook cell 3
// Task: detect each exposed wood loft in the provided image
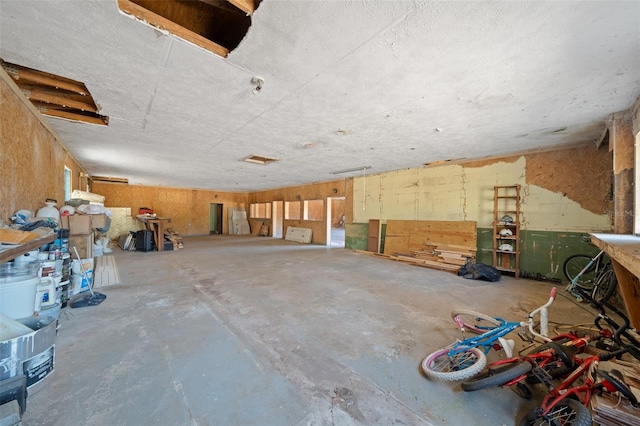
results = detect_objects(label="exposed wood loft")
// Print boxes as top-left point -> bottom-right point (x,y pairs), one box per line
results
1,59 -> 108,126
117,0 -> 261,59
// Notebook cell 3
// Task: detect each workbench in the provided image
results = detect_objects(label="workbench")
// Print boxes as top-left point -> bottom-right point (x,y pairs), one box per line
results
137,217 -> 171,252
590,233 -> 640,329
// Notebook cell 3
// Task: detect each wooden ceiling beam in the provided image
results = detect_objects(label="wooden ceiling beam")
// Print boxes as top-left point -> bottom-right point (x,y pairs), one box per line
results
228,0 -> 255,15
118,0 -> 230,58
197,0 -> 247,16
38,108 -> 108,126
19,85 -> 98,112
3,64 -> 88,95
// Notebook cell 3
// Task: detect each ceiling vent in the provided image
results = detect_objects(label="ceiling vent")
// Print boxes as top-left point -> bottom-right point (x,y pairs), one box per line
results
1,59 -> 108,126
118,0 -> 261,58
244,154 -> 279,165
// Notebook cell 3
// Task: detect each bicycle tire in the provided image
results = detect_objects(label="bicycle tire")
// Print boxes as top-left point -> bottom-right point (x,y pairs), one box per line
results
524,341 -> 574,384
592,268 -> 617,304
461,361 -> 532,392
598,369 -> 639,406
422,346 -> 486,381
519,398 -> 591,426
563,254 -> 598,290
450,310 -> 502,334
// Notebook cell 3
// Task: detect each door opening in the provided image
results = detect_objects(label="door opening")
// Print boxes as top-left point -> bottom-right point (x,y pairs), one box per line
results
326,197 -> 345,247
272,201 -> 283,238
210,203 -> 223,234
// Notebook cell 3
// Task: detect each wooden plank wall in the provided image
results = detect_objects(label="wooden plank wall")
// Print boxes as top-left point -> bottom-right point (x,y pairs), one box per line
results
383,220 -> 477,255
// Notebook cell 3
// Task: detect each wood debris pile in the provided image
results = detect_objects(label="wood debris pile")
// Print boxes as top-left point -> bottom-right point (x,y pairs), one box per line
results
388,242 -> 476,272
164,230 -> 184,250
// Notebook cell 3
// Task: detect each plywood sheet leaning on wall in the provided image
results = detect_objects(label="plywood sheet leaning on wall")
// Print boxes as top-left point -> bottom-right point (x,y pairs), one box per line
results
384,220 -> 477,254
380,220 -> 477,273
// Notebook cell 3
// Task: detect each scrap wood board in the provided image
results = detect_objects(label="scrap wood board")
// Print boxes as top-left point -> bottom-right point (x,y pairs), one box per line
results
380,220 -> 477,274
383,220 -> 477,254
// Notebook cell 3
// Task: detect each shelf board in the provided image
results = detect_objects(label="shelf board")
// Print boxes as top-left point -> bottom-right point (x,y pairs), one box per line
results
496,266 -> 518,272
495,236 -> 517,240
495,250 -> 519,254
0,233 -> 56,264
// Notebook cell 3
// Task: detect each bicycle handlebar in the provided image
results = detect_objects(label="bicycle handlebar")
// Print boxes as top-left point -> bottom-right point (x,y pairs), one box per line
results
526,287 -> 557,342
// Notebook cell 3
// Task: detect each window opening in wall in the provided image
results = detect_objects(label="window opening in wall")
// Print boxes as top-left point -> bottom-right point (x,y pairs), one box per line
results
117,0 -> 261,58
64,167 -> 72,201
1,59 -> 109,126
284,201 -> 301,220
250,203 -> 271,219
303,200 -> 324,221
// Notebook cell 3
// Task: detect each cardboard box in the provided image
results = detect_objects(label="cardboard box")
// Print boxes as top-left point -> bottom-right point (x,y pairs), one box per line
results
69,234 -> 93,259
59,215 -> 92,235
91,214 -> 107,229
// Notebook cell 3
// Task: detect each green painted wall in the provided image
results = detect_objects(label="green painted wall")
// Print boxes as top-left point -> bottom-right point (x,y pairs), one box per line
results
477,228 -> 599,282
346,222 -> 388,252
345,223 -> 368,250
349,224 -> 600,283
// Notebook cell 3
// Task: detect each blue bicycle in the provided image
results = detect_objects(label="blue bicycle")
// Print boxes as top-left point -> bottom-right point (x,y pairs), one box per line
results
421,288 -> 557,381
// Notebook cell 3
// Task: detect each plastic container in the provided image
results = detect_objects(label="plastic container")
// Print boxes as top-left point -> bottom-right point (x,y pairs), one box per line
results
36,199 -> 60,224
0,276 -> 54,319
0,262 -> 40,284
13,250 -> 40,267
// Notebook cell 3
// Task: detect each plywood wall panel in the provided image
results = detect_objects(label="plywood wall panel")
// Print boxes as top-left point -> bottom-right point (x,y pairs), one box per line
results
1,69 -> 86,224
384,220 -> 477,254
249,179 -> 347,245
92,182 -> 248,236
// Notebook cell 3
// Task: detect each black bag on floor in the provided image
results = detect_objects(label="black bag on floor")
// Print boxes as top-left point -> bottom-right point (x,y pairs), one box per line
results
458,261 -> 501,282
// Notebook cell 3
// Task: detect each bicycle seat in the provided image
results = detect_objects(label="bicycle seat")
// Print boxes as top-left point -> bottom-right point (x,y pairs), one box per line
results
546,341 -> 578,369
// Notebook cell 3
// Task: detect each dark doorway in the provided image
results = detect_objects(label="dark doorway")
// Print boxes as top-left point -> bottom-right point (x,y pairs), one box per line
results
210,203 -> 223,234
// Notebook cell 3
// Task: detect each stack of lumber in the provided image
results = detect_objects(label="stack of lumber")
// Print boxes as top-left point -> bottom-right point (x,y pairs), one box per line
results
388,242 -> 476,272
164,230 -> 183,249
93,255 -> 121,287
358,220 -> 478,273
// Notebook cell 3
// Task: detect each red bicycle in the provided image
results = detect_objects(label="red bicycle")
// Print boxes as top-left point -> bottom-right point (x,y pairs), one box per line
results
519,287 -> 640,425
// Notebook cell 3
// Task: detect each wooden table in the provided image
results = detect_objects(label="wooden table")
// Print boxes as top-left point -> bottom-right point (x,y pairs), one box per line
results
137,217 -> 171,251
590,233 -> 640,329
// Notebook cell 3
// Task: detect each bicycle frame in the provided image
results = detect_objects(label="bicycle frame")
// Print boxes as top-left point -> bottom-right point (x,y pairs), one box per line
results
567,250 -> 605,290
536,345 -> 632,417
480,332 -> 593,388
532,286 -> 640,418
449,287 -> 557,358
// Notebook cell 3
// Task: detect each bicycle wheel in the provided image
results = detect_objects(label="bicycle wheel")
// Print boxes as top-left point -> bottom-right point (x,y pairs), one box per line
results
422,346 -> 486,381
524,341 -> 574,384
450,310 -> 502,334
563,255 -> 597,290
461,361 -> 532,391
519,398 -> 592,426
592,268 -> 617,303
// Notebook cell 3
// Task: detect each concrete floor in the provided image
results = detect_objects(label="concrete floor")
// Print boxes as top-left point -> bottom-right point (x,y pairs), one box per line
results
22,235 -> 596,426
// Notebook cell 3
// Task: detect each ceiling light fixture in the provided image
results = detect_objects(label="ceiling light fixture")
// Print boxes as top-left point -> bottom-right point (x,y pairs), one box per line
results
251,76 -> 264,94
330,165 -> 372,175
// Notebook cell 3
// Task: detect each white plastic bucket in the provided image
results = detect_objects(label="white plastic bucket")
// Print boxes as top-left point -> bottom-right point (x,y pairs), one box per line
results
0,276 -> 53,319
14,250 -> 40,266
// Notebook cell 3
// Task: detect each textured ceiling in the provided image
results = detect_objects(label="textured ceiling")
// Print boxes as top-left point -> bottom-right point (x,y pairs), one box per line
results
1,1 -> 639,192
